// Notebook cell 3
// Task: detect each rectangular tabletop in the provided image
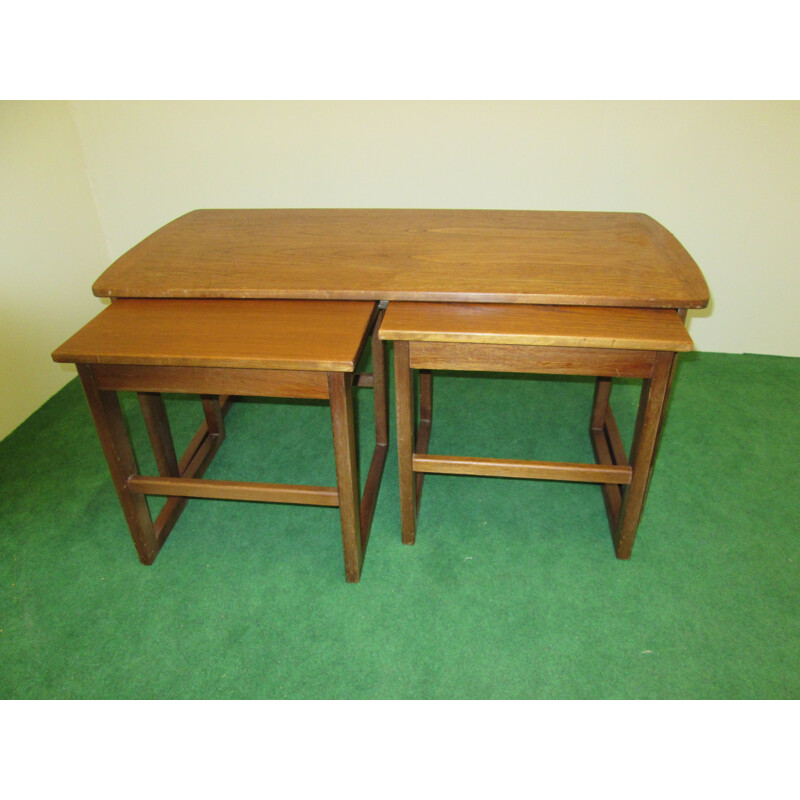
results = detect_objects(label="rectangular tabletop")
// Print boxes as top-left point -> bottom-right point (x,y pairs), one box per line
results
379,303 -> 695,351
52,299 -> 377,372
93,209 -> 709,309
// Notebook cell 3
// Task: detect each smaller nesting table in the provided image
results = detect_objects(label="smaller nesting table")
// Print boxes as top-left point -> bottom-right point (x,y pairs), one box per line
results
52,299 -> 389,582
378,302 -> 694,557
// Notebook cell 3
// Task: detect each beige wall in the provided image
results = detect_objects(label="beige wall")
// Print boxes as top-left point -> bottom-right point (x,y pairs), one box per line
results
0,101 -> 109,441
2,101 -> 799,439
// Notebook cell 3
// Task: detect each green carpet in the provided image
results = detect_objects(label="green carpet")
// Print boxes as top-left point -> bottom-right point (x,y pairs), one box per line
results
1,350 -> 798,699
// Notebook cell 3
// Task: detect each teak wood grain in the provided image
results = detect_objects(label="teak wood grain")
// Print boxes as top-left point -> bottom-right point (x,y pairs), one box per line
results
379,303 -> 694,352
52,299 -> 376,373
92,209 -> 709,309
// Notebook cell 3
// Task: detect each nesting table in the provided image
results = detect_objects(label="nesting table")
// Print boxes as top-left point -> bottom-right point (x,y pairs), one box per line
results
67,209 -> 708,576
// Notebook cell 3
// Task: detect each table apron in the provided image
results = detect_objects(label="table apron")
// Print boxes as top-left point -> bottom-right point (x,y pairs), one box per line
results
90,363 -> 330,399
408,342 -> 657,379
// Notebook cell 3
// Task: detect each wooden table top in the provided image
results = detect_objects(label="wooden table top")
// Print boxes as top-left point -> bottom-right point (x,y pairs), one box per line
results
93,209 -> 709,309
52,299 -> 377,372
379,302 -> 694,351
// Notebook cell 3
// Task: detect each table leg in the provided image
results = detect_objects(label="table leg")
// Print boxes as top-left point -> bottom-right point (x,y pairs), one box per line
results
138,392 -> 180,477
371,307 -> 389,447
416,370 -> 433,507
613,352 -> 674,558
328,372 -> 364,582
589,377 -> 625,528
78,365 -> 159,564
590,377 -> 612,431
419,370 -> 433,425
393,341 -> 417,544
358,311 -> 390,542
201,395 -> 226,439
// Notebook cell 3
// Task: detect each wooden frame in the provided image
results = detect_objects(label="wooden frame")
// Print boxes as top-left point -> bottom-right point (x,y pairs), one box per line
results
72,309 -> 389,583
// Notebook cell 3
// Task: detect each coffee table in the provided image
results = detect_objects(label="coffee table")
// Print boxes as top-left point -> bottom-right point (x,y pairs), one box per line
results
90,209 -> 708,558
